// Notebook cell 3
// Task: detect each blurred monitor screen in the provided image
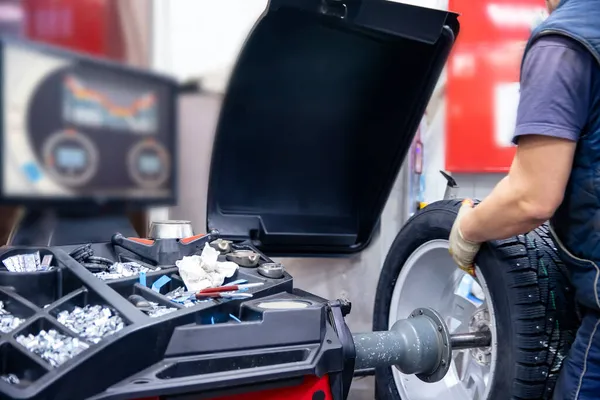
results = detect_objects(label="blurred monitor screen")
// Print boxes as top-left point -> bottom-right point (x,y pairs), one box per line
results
1,39 -> 176,204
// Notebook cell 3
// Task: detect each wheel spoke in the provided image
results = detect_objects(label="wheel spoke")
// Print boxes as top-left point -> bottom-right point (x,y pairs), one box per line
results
446,294 -> 477,333
453,350 -> 471,381
459,357 -> 487,400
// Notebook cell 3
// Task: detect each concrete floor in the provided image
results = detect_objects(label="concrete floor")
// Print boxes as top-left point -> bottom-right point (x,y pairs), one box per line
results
348,377 -> 375,400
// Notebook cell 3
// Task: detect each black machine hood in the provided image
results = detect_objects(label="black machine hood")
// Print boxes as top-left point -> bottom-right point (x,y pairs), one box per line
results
207,0 -> 459,255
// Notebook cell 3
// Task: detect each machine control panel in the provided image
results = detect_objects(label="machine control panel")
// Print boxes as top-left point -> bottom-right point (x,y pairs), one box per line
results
1,40 -> 176,203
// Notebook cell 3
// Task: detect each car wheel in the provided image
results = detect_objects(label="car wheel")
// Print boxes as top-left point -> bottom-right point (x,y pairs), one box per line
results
373,200 -> 580,400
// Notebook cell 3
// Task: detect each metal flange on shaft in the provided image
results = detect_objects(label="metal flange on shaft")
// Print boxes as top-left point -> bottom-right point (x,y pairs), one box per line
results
353,308 -> 491,383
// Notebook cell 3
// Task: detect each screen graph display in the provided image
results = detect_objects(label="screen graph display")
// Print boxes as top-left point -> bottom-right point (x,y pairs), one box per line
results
63,75 -> 158,133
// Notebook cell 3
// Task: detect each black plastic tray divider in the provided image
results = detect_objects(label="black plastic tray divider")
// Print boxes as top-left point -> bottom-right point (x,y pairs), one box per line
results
132,284 -> 185,310
0,341 -> 51,395
0,254 -> 89,309
0,269 -> 60,308
44,288 -> 87,316
47,287 -> 134,324
0,288 -> 40,321
34,287 -> 108,319
103,266 -> 178,290
53,249 -> 147,324
56,268 -> 90,303
142,273 -> 185,296
9,316 -> 87,370
42,310 -> 101,346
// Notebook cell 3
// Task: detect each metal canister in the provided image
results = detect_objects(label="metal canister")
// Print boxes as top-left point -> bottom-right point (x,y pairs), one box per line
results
148,220 -> 194,240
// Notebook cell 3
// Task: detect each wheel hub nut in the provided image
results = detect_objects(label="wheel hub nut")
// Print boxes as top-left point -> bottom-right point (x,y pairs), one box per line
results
469,309 -> 492,365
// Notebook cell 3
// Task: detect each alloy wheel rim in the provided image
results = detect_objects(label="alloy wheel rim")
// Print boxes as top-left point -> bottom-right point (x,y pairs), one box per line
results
388,239 -> 497,400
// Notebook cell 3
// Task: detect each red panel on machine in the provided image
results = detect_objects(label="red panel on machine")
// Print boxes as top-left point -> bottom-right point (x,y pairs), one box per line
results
445,0 -> 546,172
211,376 -> 333,400
136,376 -> 333,400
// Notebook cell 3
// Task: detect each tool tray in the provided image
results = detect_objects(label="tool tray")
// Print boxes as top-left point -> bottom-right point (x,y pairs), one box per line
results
0,244 -> 344,400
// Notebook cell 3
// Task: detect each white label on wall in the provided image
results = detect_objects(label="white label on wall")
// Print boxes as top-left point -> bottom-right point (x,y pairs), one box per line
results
494,82 -> 520,147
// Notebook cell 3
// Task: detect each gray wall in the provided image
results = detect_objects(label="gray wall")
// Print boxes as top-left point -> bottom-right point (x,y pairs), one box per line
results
454,173 -> 504,199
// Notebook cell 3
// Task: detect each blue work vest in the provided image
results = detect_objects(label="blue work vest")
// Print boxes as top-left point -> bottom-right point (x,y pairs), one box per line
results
525,0 -> 600,268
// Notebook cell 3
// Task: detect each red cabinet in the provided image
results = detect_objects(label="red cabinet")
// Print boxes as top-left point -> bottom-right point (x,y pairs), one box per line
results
445,0 -> 547,172
0,0 -> 127,61
23,0 -> 108,55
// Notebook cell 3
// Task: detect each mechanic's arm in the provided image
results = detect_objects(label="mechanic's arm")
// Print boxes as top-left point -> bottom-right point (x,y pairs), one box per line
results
460,135 -> 575,243
449,36 -> 592,270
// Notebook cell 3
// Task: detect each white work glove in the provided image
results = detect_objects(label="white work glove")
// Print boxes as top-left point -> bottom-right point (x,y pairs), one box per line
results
449,199 -> 481,276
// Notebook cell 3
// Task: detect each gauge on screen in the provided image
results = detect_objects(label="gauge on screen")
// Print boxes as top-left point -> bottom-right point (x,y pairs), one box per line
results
42,130 -> 99,187
138,153 -> 162,175
127,140 -> 170,189
56,147 -> 87,169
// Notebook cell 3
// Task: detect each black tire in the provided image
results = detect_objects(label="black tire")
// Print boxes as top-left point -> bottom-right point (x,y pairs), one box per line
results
373,200 -> 580,400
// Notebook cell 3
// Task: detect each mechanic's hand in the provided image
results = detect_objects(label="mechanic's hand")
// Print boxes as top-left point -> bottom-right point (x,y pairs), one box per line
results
449,199 -> 481,276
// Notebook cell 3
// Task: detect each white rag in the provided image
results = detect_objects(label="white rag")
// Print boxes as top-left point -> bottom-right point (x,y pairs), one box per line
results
175,243 -> 239,291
